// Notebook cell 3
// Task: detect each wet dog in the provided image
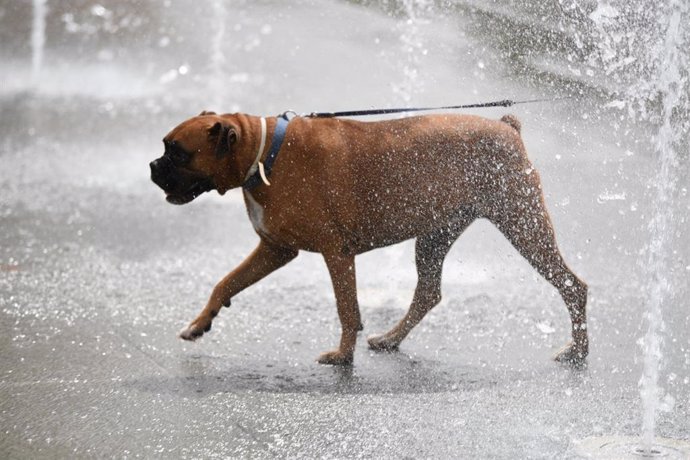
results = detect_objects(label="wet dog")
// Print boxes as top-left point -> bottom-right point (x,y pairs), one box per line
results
150,111 -> 588,365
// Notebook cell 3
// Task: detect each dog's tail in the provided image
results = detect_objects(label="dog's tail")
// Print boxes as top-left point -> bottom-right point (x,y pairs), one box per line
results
500,114 -> 521,133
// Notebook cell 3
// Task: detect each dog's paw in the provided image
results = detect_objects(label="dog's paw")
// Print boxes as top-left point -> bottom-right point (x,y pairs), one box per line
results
554,341 -> 588,368
317,350 -> 353,366
178,321 -> 211,341
367,334 -> 400,352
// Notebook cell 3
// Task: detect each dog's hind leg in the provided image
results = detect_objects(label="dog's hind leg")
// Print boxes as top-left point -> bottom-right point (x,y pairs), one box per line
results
368,214 -> 474,351
179,239 -> 298,341
486,190 -> 588,366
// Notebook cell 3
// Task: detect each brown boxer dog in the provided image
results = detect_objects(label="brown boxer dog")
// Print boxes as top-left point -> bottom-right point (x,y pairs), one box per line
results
150,110 -> 588,366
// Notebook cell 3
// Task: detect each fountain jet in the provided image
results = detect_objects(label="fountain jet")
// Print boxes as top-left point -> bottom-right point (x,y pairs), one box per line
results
31,0 -> 47,88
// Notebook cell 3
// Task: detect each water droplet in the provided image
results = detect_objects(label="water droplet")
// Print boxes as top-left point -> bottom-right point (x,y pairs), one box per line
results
90,4 -> 110,18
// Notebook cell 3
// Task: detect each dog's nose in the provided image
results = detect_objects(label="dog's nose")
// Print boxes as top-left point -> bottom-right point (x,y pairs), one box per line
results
150,157 -> 173,189
150,159 -> 161,180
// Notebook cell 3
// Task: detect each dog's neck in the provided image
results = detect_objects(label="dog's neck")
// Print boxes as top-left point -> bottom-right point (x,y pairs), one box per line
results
242,114 -> 291,191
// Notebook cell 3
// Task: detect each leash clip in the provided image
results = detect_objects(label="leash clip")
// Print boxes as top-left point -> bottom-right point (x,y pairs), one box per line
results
280,110 -> 298,120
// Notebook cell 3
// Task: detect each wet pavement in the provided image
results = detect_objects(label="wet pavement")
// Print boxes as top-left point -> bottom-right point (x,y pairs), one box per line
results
1,0 -> 689,458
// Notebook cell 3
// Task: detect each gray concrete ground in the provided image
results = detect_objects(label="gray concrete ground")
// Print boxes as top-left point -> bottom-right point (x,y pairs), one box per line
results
1,0 -> 689,458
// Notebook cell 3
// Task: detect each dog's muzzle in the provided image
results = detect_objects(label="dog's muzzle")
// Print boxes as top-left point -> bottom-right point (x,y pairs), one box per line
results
150,156 -> 213,205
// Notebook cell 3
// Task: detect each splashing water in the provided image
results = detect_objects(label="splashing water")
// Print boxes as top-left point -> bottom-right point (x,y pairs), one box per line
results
392,0 -> 431,104
31,0 -> 47,87
638,0 -> 688,452
567,0 -> 689,454
209,0 -> 228,110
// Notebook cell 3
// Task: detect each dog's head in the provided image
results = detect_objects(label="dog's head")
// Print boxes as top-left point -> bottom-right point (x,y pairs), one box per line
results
150,111 -> 251,204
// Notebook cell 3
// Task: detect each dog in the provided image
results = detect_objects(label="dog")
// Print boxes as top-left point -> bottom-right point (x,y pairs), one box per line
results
150,110 -> 588,366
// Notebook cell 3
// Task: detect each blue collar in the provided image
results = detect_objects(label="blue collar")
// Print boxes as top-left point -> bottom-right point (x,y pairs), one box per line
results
242,113 -> 291,190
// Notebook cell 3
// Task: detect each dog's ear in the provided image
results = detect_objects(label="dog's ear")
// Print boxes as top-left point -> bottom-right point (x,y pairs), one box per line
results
227,128 -> 238,146
208,121 -> 237,158
199,110 -> 216,116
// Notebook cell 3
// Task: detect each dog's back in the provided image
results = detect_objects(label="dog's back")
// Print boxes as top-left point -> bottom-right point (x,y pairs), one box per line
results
294,114 -> 533,250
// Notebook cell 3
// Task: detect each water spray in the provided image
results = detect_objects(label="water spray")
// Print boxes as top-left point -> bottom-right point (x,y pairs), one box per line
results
209,0 -> 228,109
639,0 -> 686,453
31,0 -> 47,87
575,0 -> 689,456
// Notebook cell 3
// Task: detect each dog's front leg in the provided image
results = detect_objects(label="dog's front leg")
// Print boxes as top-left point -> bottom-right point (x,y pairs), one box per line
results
318,252 -> 359,365
179,240 -> 298,341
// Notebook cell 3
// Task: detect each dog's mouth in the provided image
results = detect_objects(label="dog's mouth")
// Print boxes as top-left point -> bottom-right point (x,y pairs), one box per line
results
150,154 -> 216,205
165,179 -> 214,205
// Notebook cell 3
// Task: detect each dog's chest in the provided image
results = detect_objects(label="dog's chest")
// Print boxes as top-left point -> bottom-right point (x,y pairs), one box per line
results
244,191 -> 269,235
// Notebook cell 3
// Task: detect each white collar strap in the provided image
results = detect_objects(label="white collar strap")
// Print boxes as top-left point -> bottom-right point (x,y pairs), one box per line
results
244,116 -> 267,183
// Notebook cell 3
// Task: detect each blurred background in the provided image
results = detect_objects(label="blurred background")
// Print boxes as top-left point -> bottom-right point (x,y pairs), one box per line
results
1,0 -> 688,458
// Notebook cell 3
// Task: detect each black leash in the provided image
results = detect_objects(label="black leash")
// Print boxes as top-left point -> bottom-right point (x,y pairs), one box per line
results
305,97 -> 567,118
